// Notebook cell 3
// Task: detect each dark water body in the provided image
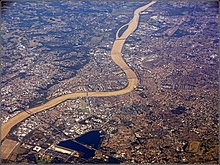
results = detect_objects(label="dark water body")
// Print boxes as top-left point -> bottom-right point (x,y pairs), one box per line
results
118,25 -> 128,38
58,140 -> 95,159
75,130 -> 103,149
57,130 -> 104,159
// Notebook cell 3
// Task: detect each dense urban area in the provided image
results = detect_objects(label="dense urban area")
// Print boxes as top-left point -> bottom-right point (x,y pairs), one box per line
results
1,0 -> 219,164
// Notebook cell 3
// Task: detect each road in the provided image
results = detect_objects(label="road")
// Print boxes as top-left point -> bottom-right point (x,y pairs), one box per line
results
1,0 -> 157,141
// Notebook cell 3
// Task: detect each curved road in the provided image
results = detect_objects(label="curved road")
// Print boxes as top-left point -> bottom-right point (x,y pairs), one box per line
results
1,1 -> 157,141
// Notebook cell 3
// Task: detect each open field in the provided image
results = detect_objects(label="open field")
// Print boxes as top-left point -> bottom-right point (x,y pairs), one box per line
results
1,139 -> 20,160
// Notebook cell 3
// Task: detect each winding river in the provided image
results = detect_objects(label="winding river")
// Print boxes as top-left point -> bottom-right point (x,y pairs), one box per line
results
1,1 -> 157,141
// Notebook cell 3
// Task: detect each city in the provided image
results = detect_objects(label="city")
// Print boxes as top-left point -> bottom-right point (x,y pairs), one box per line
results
1,0 -> 219,164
